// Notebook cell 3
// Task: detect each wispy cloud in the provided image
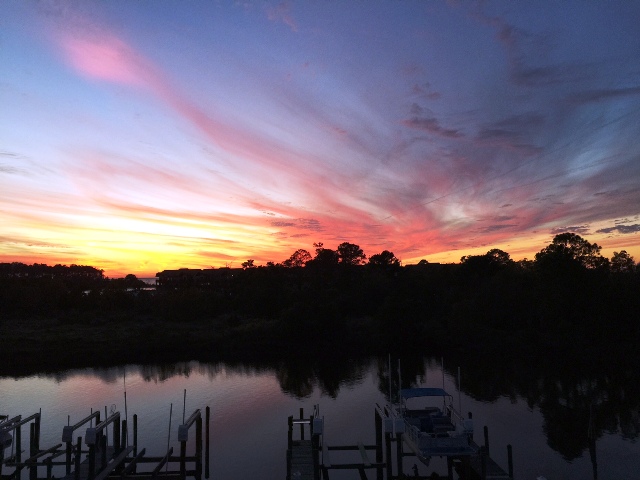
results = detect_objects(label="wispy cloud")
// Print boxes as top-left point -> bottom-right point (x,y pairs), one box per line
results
567,86 -> 640,105
596,224 -> 640,235
401,117 -> 464,139
266,2 -> 298,32
2,2 -> 639,274
551,225 -> 592,235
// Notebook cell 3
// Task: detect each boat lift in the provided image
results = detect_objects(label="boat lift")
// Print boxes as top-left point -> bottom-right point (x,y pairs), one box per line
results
1,408 -> 209,480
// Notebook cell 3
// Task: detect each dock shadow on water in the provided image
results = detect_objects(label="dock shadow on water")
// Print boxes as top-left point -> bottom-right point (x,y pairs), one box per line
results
2,355 -> 640,479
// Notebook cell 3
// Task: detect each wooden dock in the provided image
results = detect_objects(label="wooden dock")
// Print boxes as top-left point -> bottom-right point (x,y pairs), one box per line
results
288,440 -> 315,480
1,408 -> 209,480
286,409 -> 320,480
467,453 -> 512,480
460,428 -> 513,480
286,405 -> 514,480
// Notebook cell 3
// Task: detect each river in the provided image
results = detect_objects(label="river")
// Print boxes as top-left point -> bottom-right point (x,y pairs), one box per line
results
1,356 -> 638,479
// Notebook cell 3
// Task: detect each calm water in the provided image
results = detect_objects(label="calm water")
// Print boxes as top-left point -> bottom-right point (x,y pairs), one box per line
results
1,357 -> 638,479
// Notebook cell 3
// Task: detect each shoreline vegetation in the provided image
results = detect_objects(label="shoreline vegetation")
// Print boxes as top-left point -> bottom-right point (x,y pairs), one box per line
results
1,233 -> 638,377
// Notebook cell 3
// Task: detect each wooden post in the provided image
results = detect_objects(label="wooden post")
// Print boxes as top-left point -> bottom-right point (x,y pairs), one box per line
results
374,409 -> 383,480
16,423 -> 22,479
66,439 -> 73,475
385,432 -> 392,479
114,418 -> 121,454
311,429 -> 320,480
288,416 -> 293,450
507,444 -> 513,479
481,446 -> 487,480
74,437 -> 82,480
29,423 -> 37,480
196,415 -> 203,480
299,408 -> 304,441
121,420 -> 127,455
29,422 -> 36,454
205,406 -> 210,479
180,440 -> 187,480
396,432 -> 403,478
88,444 -> 96,480
133,414 -> 138,458
483,425 -> 490,456
100,434 -> 107,471
35,413 -> 41,453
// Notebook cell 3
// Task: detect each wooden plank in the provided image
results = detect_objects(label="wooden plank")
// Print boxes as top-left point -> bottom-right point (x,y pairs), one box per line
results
152,448 -> 173,476
118,476 -> 183,480
122,448 -> 146,475
357,465 -> 367,480
322,442 -> 331,467
357,443 -> 371,467
321,463 -> 385,470
468,454 -> 511,479
60,446 -> 114,480
289,441 -> 315,480
24,443 -> 63,462
93,447 -> 134,480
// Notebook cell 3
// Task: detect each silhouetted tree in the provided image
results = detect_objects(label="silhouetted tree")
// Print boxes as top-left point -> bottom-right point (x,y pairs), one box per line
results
369,250 -> 400,267
485,248 -> 513,266
611,250 -> 636,273
460,248 -> 514,276
107,273 -> 146,290
535,233 -> 608,270
309,242 -> 339,265
337,242 -> 366,265
283,249 -> 312,267
241,259 -> 256,269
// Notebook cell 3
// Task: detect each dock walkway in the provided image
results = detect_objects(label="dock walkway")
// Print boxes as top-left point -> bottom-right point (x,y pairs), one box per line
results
466,448 -> 512,480
288,440 -> 315,480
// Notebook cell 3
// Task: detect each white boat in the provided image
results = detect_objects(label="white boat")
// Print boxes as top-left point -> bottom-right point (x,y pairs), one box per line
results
394,387 -> 476,465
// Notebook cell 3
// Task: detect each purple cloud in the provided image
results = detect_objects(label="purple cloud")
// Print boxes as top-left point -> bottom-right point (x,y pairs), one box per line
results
401,117 -> 464,139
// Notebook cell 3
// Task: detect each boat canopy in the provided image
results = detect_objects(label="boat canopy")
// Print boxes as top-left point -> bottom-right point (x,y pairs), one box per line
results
400,388 -> 451,399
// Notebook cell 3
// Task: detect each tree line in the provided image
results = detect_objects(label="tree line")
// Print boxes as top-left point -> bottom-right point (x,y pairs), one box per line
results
1,233 -> 638,364
240,241 -> 398,269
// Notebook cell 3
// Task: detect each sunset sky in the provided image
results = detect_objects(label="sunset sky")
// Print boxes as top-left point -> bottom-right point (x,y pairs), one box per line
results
2,1 -> 640,277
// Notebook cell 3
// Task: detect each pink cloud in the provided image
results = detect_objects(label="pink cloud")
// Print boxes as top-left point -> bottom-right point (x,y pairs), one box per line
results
59,33 -> 150,87
266,2 -> 298,32
54,21 -> 352,214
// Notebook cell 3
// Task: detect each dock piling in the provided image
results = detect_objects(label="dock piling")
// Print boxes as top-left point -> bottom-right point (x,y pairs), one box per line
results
132,414 -> 138,458
396,431 -> 403,478
205,406 -> 210,479
483,425 -> 490,456
299,408 -> 304,441
374,409 -> 383,480
30,423 -> 37,480
74,437 -> 81,480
